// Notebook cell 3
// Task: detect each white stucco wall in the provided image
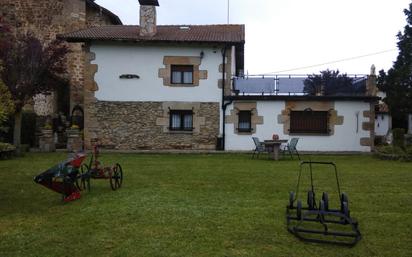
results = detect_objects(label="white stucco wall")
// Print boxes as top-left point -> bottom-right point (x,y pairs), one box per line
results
225,101 -> 371,152
375,113 -> 391,136
409,114 -> 412,134
91,43 -> 224,102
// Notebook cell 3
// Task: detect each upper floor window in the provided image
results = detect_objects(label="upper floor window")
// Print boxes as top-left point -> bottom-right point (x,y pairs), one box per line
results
290,110 -> 329,134
238,110 -> 252,132
171,65 -> 193,84
169,110 -> 193,131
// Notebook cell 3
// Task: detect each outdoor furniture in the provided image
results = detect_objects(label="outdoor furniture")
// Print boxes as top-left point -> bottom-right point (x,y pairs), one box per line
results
263,139 -> 288,160
282,138 -> 300,160
252,137 -> 268,159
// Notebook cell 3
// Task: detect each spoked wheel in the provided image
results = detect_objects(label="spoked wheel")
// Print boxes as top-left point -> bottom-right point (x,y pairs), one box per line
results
76,164 -> 90,191
109,163 -> 123,190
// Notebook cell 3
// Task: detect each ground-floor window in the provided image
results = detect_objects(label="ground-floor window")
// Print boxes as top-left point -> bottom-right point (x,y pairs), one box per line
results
290,110 -> 329,134
169,110 -> 193,131
238,110 -> 252,132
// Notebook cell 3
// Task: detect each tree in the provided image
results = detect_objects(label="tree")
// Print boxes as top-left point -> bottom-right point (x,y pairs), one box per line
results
303,69 -> 358,96
0,21 -> 70,149
0,74 -> 14,133
377,3 -> 412,124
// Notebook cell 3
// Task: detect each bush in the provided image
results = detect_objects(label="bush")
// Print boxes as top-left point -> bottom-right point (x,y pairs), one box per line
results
0,142 -> 15,152
392,128 -> 405,149
375,145 -> 406,160
0,142 -> 15,159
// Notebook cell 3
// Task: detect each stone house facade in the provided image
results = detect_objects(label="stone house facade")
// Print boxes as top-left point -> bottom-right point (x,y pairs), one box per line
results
0,0 -> 122,117
61,0 -> 378,152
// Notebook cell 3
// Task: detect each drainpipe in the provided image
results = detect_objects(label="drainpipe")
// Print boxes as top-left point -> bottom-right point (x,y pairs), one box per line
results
221,45 -> 231,150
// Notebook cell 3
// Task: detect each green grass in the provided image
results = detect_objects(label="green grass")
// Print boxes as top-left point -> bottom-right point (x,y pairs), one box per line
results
0,153 -> 411,257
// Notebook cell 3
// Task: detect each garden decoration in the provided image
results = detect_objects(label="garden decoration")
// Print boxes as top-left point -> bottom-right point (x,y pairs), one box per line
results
34,152 -> 87,202
78,141 -> 123,191
286,161 -> 361,246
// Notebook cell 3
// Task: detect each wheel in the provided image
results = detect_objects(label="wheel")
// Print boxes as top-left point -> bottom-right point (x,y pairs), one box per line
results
296,200 -> 302,219
341,201 -> 350,218
110,163 -> 123,190
322,192 -> 329,211
289,191 -> 295,208
340,192 -> 349,213
307,190 -> 315,209
77,164 -> 90,191
319,199 -> 325,211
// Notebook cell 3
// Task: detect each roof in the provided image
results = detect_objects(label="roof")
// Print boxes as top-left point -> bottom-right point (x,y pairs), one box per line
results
86,0 -> 122,25
59,24 -> 245,44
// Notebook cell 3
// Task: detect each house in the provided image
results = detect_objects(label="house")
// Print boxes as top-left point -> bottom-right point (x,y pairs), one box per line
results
60,0 -> 379,152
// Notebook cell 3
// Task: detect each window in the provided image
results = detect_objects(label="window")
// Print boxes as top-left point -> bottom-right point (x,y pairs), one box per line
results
290,110 -> 329,134
171,65 -> 193,84
238,111 -> 252,132
169,110 -> 193,131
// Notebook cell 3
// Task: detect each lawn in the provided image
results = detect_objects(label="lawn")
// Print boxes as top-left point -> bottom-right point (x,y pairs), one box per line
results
0,153 -> 411,257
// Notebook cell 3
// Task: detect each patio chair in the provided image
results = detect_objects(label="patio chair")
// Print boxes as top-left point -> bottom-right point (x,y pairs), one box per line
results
252,137 -> 268,159
282,138 -> 300,160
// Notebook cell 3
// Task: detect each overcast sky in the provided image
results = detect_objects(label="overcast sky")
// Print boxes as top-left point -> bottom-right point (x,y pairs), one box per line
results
95,0 -> 410,75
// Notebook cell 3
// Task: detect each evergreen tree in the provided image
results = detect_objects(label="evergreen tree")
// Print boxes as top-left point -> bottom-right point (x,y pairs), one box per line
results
303,69 -> 358,96
377,3 -> 412,123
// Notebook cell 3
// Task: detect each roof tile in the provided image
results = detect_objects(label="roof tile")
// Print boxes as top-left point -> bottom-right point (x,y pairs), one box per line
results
59,25 -> 245,44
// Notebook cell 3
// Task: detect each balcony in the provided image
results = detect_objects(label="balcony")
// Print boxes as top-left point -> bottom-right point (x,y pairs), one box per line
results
231,74 -> 369,97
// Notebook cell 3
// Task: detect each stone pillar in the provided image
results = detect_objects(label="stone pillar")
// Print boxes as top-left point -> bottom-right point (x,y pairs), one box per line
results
66,128 -> 83,152
39,129 -> 55,152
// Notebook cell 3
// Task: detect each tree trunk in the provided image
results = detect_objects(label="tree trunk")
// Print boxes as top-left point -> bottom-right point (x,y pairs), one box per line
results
13,110 -> 22,152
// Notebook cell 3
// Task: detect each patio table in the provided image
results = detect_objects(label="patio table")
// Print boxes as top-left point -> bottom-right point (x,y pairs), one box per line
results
263,140 -> 288,160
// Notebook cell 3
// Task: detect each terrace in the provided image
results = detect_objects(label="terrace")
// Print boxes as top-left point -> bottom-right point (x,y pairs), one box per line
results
231,74 -> 369,97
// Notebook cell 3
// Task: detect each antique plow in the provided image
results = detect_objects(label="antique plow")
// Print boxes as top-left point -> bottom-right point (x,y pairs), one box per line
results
286,161 -> 361,246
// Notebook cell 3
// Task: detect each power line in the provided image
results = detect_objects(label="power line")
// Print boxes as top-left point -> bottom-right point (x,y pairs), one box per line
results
259,49 -> 397,75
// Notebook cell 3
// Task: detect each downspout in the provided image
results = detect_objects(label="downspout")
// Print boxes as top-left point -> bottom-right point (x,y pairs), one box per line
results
221,45 -> 230,150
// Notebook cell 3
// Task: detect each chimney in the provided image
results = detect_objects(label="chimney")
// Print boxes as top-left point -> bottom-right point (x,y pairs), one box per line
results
139,0 -> 159,37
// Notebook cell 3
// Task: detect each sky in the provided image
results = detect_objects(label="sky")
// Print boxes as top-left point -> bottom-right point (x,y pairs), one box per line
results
95,0 -> 411,75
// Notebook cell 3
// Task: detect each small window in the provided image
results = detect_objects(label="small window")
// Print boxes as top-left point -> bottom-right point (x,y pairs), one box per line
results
171,65 -> 193,84
238,111 -> 252,132
169,110 -> 193,131
290,111 -> 329,134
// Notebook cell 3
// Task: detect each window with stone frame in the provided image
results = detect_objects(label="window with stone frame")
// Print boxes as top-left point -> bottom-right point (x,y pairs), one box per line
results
289,110 -> 329,134
171,65 -> 194,84
169,110 -> 194,131
238,110 -> 252,132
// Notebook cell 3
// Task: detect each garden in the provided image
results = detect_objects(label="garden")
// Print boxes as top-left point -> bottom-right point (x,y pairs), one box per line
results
0,153 -> 411,257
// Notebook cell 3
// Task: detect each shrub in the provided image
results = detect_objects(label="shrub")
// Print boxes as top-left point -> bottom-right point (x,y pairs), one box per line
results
0,142 -> 16,159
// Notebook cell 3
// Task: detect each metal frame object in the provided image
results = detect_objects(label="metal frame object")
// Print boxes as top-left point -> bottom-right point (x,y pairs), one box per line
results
79,142 -> 123,191
286,161 -> 361,246
34,153 -> 87,202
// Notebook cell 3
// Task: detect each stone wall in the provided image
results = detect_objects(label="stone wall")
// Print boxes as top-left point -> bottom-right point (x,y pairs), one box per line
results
89,101 -> 219,150
0,0 -> 119,113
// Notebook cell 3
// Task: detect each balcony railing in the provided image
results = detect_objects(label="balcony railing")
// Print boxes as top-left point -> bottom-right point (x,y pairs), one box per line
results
232,74 -> 368,96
